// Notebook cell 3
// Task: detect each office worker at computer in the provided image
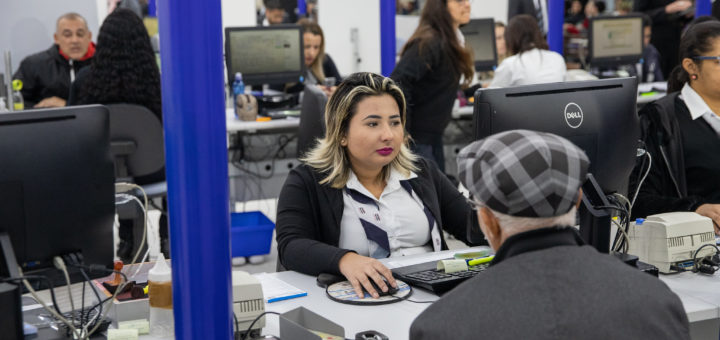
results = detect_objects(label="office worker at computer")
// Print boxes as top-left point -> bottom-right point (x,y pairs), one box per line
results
281,19 -> 341,97
410,130 -> 690,340
634,0 -> 694,78
489,14 -> 566,88
259,0 -> 289,26
632,21 -> 720,231
639,14 -> 664,83
68,9 -> 167,260
390,0 -> 474,172
13,12 -> 95,108
276,73 -> 478,298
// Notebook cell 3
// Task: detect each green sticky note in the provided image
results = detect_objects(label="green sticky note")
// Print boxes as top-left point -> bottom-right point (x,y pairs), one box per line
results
107,328 -> 139,340
118,319 -> 150,335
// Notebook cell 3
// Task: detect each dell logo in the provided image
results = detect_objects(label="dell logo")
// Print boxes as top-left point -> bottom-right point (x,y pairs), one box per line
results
564,103 -> 583,129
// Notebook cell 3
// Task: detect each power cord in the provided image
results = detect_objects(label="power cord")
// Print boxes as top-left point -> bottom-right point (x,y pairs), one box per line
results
115,182 -> 149,265
240,311 -> 281,340
631,149 -> 652,208
693,244 -> 720,275
53,256 -> 78,331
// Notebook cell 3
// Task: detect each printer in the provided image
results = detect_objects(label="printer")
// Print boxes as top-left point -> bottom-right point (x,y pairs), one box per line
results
627,212 -> 716,273
232,271 -> 265,335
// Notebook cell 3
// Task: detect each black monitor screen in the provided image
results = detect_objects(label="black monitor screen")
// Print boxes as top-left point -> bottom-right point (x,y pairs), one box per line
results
589,16 -> 643,67
225,25 -> 305,86
460,18 -> 497,72
0,105 -> 115,286
473,78 -> 640,251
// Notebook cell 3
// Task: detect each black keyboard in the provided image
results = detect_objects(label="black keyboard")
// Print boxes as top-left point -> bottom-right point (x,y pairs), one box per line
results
392,260 -> 489,295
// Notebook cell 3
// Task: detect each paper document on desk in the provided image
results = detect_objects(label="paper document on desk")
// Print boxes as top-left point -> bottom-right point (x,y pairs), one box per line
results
254,273 -> 307,303
385,252 -> 458,269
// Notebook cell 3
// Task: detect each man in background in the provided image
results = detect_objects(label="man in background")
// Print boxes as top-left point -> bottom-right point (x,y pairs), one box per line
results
410,130 -> 690,339
13,12 -> 94,108
259,0 -> 289,26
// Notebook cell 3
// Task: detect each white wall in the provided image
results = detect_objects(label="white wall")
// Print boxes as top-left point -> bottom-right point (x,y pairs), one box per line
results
472,0 -> 509,25
0,0 -> 100,73
319,0 -> 382,75
222,0 -> 257,31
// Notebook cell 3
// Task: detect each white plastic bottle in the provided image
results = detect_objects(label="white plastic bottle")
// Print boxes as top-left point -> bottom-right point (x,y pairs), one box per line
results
148,253 -> 174,337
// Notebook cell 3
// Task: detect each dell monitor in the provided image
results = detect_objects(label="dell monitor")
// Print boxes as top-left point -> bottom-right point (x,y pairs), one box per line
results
589,15 -> 644,68
460,18 -> 498,72
225,25 -> 305,86
472,78 -> 640,252
0,105 -> 115,288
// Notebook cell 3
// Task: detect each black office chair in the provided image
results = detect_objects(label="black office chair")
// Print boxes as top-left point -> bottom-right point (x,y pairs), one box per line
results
107,104 -> 167,262
296,85 -> 328,158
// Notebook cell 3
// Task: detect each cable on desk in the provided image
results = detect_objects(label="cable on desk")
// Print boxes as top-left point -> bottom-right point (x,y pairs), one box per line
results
631,149 -> 652,209
53,256 -> 78,331
240,311 -> 281,340
1,275 -> 62,315
115,182 -> 149,265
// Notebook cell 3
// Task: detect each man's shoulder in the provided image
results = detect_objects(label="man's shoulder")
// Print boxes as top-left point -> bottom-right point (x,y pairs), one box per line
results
21,45 -> 59,65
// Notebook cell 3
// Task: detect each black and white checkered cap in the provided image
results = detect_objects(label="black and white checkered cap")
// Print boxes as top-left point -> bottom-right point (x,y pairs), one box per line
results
457,130 -> 589,218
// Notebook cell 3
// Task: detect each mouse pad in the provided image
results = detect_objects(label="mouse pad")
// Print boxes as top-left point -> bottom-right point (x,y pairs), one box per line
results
326,279 -> 412,305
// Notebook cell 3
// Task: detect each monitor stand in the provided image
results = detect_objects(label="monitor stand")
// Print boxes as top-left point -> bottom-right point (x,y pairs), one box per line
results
0,232 -> 20,279
579,174 -> 612,253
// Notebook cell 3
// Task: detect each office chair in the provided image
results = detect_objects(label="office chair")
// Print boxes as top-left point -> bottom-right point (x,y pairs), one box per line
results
296,85 -> 328,157
107,104 -> 167,262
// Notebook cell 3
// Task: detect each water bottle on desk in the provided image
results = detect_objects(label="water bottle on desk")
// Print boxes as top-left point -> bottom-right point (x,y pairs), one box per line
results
148,253 -> 174,337
232,72 -> 245,115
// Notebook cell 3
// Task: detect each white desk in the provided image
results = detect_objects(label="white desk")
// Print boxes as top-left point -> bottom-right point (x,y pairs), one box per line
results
661,272 -> 720,338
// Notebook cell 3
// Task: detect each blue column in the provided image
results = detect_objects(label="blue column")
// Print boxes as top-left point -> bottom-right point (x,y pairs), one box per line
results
380,0 -> 396,76
157,0 -> 232,338
547,0 -> 564,55
298,0 -> 307,15
696,0 -> 711,17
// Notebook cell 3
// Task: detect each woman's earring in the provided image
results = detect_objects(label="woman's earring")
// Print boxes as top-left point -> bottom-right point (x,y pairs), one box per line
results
691,74 -> 699,80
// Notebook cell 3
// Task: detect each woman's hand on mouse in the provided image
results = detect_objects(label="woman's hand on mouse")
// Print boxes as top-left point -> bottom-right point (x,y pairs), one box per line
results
338,252 -> 397,298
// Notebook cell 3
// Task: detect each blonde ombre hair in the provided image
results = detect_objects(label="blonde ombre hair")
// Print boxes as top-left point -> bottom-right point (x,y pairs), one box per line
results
298,19 -> 326,83
302,72 -> 418,188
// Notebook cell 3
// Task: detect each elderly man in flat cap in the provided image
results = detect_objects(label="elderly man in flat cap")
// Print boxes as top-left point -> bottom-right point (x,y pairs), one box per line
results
410,130 -> 689,340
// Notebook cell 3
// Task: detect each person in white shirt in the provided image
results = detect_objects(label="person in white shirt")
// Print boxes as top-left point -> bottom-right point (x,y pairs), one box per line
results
489,14 -> 566,88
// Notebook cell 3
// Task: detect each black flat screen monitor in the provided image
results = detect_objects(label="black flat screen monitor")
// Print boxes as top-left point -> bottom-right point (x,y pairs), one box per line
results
225,25 -> 305,86
589,15 -> 644,67
0,105 -> 115,287
473,78 -> 639,251
460,18 -> 497,72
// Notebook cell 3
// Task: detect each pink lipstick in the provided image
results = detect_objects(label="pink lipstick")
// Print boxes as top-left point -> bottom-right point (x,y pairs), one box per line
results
377,147 -> 393,156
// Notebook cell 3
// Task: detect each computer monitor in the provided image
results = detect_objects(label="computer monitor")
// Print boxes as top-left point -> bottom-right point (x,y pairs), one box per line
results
472,78 -> 640,251
225,25 -> 305,86
589,15 -> 644,67
0,105 -> 115,288
460,18 -> 498,72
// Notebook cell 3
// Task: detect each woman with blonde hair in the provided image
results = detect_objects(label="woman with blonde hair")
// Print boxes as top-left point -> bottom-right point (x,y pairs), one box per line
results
282,19 -> 342,96
276,72 -> 478,299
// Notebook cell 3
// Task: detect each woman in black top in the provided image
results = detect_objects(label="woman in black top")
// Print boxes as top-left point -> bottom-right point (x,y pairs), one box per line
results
276,73 -> 479,299
280,19 -> 342,96
69,9 -> 166,260
390,0 -> 474,172
632,21 -> 720,232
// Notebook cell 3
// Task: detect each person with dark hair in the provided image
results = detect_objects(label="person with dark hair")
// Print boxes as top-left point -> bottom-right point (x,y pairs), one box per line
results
508,0 -> 548,34
390,0 -> 474,172
280,19 -> 342,96
639,13 -> 664,83
68,8 -> 166,261
13,13 -> 95,108
565,0 -> 585,25
276,73 -> 480,299
634,0 -> 694,79
411,130 -> 690,339
631,21 -> 720,233
489,14 -> 565,88
260,0 -> 288,26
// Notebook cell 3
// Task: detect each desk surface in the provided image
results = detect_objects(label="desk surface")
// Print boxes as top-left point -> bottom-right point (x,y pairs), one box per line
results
661,271 -> 720,323
226,108 -> 300,133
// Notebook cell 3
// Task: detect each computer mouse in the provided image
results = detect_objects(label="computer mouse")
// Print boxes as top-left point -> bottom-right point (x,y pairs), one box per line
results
363,278 -> 398,298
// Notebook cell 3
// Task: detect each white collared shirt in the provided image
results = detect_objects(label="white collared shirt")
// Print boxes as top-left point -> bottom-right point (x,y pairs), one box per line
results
489,48 -> 566,88
681,83 -> 720,136
339,169 -> 433,257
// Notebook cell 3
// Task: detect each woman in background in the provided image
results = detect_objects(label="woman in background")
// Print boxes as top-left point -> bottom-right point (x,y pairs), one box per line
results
390,0 -> 474,172
69,8 -> 166,261
631,21 -> 720,231
283,19 -> 342,97
489,14 -> 566,88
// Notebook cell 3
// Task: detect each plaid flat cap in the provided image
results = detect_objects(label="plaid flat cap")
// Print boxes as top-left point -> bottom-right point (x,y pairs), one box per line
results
457,130 -> 589,218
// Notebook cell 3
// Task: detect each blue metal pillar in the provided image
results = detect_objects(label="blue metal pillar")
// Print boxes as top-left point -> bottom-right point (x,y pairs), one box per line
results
380,0 -> 396,76
547,0 -> 564,54
696,0 -> 711,17
298,0 -> 307,15
157,0 -> 232,338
